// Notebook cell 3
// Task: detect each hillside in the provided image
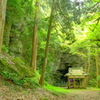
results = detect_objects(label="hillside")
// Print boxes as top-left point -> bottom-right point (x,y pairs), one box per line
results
0,53 -> 100,100
0,83 -> 100,100
0,53 -> 69,100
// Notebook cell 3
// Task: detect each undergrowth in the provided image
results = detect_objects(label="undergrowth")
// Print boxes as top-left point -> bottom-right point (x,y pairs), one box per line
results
44,83 -> 71,94
1,70 -> 40,88
0,53 -> 40,89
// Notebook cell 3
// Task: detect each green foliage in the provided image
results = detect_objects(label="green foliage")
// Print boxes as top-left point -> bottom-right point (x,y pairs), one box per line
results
97,76 -> 100,81
0,70 -> 40,88
7,0 -> 22,22
88,78 -> 97,87
3,0 -> 100,88
0,54 -> 41,88
92,0 -> 100,2
15,57 -> 25,65
0,54 -> 33,76
1,71 -> 18,79
4,0 -> 34,65
1,71 -> 23,85
44,83 -> 70,93
2,45 -> 8,53
41,98 -> 49,100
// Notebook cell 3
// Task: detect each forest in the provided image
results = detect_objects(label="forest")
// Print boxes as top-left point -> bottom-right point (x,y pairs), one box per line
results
0,0 -> 100,100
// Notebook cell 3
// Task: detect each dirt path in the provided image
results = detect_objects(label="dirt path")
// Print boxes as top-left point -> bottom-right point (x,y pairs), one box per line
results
66,89 -> 100,100
0,84 -> 100,100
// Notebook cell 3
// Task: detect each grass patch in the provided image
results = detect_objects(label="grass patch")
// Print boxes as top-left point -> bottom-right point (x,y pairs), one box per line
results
90,87 -> 100,91
44,84 -> 71,93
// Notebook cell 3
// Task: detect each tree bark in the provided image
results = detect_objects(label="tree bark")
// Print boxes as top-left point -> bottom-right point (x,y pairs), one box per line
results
86,47 -> 91,84
39,0 -> 55,86
95,48 -> 99,87
31,0 -> 39,73
84,58 -> 87,73
87,47 -> 91,73
0,0 -> 7,54
4,22 -> 12,47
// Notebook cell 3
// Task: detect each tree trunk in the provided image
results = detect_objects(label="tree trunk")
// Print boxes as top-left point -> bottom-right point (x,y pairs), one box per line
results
39,0 -> 55,86
95,48 -> 99,87
87,47 -> 91,73
4,22 -> 12,47
0,0 -> 7,54
84,58 -> 87,73
31,0 -> 39,73
87,47 -> 91,84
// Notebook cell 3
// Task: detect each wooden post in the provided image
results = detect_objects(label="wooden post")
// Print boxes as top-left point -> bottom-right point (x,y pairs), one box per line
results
68,77 -> 70,88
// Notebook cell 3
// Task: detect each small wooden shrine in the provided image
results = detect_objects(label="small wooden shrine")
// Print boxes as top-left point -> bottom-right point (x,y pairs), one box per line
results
64,67 -> 88,88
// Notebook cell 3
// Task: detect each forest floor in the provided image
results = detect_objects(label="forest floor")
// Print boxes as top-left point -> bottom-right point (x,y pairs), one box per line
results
0,75 -> 100,100
0,82 -> 100,100
0,53 -> 100,100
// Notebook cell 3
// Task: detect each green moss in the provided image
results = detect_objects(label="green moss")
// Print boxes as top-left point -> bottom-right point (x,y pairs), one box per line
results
0,53 -> 40,88
90,87 -> 100,90
0,54 -> 34,76
44,83 -> 71,93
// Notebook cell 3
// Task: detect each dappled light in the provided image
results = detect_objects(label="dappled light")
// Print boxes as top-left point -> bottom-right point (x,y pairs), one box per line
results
0,0 -> 100,99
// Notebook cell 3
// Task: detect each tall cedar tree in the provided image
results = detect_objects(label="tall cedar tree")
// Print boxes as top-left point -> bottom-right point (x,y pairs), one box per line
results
95,48 -> 99,87
31,0 -> 39,72
0,0 -> 7,54
39,0 -> 55,86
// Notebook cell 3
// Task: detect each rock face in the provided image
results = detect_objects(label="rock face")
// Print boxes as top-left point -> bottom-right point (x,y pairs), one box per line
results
9,40 -> 23,56
57,63 -> 72,82
54,50 -> 85,86
52,63 -> 72,86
